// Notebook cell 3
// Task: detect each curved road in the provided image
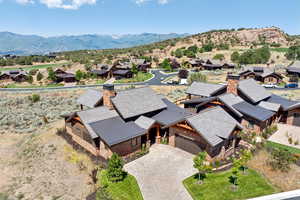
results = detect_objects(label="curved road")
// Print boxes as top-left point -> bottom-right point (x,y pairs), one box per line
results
0,70 -> 177,92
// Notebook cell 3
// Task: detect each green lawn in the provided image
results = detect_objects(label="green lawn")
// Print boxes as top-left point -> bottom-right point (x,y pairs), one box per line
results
270,48 -> 289,53
0,63 -> 69,72
266,141 -> 300,154
98,170 -> 143,200
114,72 -> 153,84
183,169 -> 277,200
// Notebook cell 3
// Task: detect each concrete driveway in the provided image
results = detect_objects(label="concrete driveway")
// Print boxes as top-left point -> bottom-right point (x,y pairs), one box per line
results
124,144 -> 197,200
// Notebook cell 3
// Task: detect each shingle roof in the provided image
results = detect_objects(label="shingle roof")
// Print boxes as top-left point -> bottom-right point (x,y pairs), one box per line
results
218,93 -> 244,118
266,94 -> 300,111
135,116 -> 156,130
258,101 -> 281,112
152,98 -> 192,127
77,89 -> 103,108
112,87 -> 167,119
113,69 -> 131,75
233,101 -> 275,122
238,79 -> 271,103
89,117 -> 147,146
77,107 -> 119,139
187,107 -> 242,147
186,82 -> 226,97
181,97 -> 217,105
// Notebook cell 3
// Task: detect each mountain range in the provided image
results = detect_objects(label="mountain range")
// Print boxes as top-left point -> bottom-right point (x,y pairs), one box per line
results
0,32 -> 188,55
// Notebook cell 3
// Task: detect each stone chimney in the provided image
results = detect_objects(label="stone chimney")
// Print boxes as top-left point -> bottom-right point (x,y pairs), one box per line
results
103,84 -> 116,109
226,74 -> 240,95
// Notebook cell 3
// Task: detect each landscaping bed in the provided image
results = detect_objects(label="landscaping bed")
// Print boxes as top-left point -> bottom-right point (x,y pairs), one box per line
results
114,72 -> 153,84
183,169 -> 277,200
98,170 -> 143,200
265,141 -> 300,155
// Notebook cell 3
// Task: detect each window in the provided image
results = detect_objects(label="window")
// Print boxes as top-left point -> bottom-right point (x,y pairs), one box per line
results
131,138 -> 138,147
247,120 -> 255,129
294,113 -> 300,118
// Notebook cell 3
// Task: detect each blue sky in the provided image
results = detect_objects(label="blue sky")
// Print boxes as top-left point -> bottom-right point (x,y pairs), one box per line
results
0,0 -> 299,36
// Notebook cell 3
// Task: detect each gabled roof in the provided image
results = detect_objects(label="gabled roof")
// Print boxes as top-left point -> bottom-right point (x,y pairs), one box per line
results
135,116 -> 156,130
186,107 -> 242,147
181,97 -> 216,105
266,94 -> 300,111
89,117 -> 146,146
218,93 -> 244,118
258,101 -> 281,112
112,87 -> 167,119
152,98 -> 192,127
77,107 -> 119,139
186,82 -> 226,97
77,89 -> 103,108
113,69 -> 131,75
233,101 -> 275,122
238,79 -> 271,103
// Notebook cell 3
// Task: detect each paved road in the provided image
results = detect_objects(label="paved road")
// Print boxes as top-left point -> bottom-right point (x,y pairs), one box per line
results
124,144 -> 197,200
0,70 -> 177,92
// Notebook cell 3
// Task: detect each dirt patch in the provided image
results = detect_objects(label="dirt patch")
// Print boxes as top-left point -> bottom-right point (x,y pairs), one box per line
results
0,121 -> 96,200
247,150 -> 300,191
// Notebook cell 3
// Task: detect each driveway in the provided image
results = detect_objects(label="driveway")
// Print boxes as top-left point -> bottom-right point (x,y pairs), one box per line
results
124,144 -> 197,200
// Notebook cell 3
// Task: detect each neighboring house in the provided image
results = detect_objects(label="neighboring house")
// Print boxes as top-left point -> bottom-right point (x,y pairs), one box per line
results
186,59 -> 204,68
239,67 -> 283,84
186,82 -> 227,99
54,69 -> 76,83
91,64 -> 114,79
63,85 -> 242,160
169,58 -> 181,69
201,59 -> 223,70
113,70 -> 133,79
131,59 -> 152,72
183,75 -> 300,133
286,61 -> 300,77
0,70 -> 28,82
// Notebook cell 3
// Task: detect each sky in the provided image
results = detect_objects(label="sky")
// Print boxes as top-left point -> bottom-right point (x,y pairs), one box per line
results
0,0 -> 299,37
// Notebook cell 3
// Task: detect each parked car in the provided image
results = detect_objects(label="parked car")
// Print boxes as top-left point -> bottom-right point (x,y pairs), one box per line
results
285,83 -> 298,88
262,84 -> 279,88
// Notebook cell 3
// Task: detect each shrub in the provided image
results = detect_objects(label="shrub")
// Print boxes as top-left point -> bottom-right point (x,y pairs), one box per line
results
285,46 -> 300,60
268,148 -> 294,172
28,94 -> 40,103
213,54 -> 225,61
188,72 -> 207,84
29,69 -> 39,75
27,75 -> 33,84
231,51 -> 240,63
36,72 -> 44,81
107,153 -> 125,182
75,70 -> 84,81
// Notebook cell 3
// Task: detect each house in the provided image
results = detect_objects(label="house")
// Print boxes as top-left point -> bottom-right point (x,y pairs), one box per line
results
54,69 -> 76,83
201,59 -> 223,70
91,64 -> 114,79
131,59 -> 152,72
183,75 -> 300,133
186,82 -> 227,99
63,85 -> 243,160
186,59 -> 204,68
169,58 -> 181,69
286,61 -> 300,77
113,70 -> 133,79
239,67 -> 283,84
0,70 -> 28,82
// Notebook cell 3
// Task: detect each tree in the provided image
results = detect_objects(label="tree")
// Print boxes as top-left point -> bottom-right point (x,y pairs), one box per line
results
188,72 -> 207,84
238,150 -> 252,174
268,148 -> 294,172
228,169 -> 239,191
174,49 -> 183,58
36,72 -> 44,81
285,46 -> 300,60
160,59 -> 172,72
27,75 -> 33,84
231,51 -> 240,63
193,152 -> 212,184
47,68 -> 56,81
107,153 -> 125,182
84,63 -> 92,71
202,43 -> 214,52
131,63 -> 138,75
75,70 -> 84,81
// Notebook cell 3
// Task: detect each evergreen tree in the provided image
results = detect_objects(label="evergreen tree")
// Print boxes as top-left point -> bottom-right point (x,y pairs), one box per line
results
107,153 -> 125,182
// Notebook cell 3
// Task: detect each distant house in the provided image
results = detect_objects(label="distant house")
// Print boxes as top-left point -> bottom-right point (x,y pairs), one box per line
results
169,58 -> 181,69
239,66 -> 283,84
131,59 -> 152,72
91,64 -> 114,79
54,69 -> 76,83
286,61 -> 300,77
0,70 -> 28,82
113,70 -> 133,79
186,59 -> 204,68
201,59 -> 223,70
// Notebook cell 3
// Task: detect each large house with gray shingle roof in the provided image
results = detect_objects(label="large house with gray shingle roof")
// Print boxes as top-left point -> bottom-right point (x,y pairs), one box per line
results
239,66 -> 283,84
184,75 -> 300,133
63,84 -> 242,160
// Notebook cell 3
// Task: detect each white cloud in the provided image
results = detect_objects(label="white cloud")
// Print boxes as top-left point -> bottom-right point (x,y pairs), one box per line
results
16,0 -> 34,4
39,0 -> 96,9
135,0 -> 169,5
158,0 -> 168,4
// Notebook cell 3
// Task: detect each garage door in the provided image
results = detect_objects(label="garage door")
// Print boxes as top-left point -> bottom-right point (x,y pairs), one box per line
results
293,113 -> 300,126
175,135 -> 202,155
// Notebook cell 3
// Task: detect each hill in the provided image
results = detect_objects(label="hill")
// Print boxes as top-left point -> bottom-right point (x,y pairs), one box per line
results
0,32 -> 188,55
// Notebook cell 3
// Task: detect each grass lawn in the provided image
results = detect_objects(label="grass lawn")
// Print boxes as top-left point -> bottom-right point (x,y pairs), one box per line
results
266,141 -> 300,154
183,169 -> 277,200
0,63 -> 69,72
114,72 -> 153,84
270,48 -> 289,53
98,170 -> 143,200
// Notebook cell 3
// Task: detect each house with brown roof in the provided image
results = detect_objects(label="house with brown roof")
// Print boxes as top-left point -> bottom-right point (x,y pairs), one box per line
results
63,84 -> 243,160
0,70 -> 28,82
54,69 -> 76,83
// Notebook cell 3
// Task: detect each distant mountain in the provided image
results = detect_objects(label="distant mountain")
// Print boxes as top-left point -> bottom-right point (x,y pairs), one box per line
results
0,32 -> 189,55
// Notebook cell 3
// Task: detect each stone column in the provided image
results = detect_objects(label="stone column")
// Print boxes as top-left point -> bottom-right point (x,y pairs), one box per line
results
146,133 -> 150,148
155,126 -> 161,144
168,127 -> 175,147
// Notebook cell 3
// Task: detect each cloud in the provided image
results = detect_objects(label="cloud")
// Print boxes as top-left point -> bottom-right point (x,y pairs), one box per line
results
135,0 -> 169,5
16,0 -> 34,4
39,0 -> 96,9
